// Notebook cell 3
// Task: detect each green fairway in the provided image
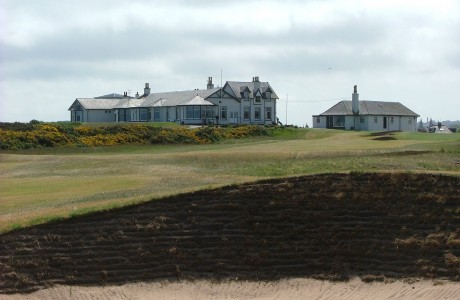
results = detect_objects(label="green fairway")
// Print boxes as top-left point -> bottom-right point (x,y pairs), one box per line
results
1,129 -> 459,232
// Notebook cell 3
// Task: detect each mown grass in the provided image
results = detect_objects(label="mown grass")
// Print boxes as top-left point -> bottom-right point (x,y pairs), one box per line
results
0,129 -> 459,233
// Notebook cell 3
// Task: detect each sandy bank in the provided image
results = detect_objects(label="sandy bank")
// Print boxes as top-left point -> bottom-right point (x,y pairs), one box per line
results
3,278 -> 460,300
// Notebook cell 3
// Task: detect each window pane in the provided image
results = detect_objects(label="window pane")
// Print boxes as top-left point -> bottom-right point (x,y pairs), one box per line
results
333,116 -> 345,127
255,107 -> 261,120
186,107 -> 194,119
221,106 -> 227,119
140,108 -> 148,121
119,109 -> 125,122
244,106 -> 250,120
194,106 -> 201,119
206,106 -> 214,118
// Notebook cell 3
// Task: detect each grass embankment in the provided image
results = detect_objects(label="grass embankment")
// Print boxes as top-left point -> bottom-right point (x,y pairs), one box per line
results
0,127 -> 459,233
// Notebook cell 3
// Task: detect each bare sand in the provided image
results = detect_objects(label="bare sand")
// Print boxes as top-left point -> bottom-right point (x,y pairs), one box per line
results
3,278 -> 459,300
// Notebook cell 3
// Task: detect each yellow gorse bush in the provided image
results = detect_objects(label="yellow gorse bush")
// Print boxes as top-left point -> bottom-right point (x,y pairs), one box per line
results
0,123 -> 270,149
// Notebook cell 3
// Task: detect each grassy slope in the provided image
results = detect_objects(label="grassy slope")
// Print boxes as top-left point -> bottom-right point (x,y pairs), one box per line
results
0,129 -> 459,232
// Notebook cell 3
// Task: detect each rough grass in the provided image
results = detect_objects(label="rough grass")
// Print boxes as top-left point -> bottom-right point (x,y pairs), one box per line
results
0,129 -> 459,232
1,173 -> 459,293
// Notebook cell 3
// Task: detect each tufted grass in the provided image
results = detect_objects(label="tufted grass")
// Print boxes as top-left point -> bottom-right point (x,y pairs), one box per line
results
0,129 -> 459,232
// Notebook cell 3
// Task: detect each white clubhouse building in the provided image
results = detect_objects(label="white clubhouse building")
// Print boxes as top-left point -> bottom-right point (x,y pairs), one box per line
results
69,77 -> 279,125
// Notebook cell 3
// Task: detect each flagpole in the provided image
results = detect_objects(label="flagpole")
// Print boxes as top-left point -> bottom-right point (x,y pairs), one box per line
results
286,94 -> 288,125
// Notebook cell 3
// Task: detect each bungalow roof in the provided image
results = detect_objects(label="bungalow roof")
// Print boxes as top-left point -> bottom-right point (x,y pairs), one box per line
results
68,98 -> 120,110
319,100 -> 419,117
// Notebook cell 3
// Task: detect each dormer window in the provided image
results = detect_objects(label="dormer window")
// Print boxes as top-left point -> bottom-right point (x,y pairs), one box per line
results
244,91 -> 249,100
265,90 -> 272,101
255,96 -> 261,103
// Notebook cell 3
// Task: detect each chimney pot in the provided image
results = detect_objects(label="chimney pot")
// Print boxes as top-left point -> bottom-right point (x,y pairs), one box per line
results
144,83 -> 151,96
207,76 -> 214,89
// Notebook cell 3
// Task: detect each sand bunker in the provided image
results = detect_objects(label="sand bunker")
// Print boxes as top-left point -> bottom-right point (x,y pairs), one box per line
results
3,278 -> 460,300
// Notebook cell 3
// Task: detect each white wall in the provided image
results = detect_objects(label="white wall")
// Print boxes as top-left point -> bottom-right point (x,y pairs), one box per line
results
366,115 -> 417,131
86,110 -> 115,122
312,115 -> 418,131
312,116 -> 326,128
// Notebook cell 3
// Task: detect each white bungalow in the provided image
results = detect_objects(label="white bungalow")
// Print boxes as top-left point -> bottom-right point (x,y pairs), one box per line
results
68,97 -> 120,122
312,86 -> 419,131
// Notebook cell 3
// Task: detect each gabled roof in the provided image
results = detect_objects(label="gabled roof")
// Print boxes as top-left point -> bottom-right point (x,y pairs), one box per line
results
68,98 -> 120,110
112,98 -> 144,108
225,81 -> 279,99
428,125 -> 452,134
319,100 -> 419,117
180,95 -> 215,106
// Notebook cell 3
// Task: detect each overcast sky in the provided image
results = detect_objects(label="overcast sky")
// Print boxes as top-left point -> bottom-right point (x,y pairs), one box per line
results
1,0 -> 459,125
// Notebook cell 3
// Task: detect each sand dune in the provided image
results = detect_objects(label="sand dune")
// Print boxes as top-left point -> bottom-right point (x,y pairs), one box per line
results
3,278 -> 460,300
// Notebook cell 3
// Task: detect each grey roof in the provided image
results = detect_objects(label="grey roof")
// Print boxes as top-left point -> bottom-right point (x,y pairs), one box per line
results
70,79 -> 279,111
126,88 -> 220,108
113,98 -> 145,108
225,81 -> 279,99
428,125 -> 453,134
319,100 -> 419,117
68,98 -> 120,110
95,93 -> 125,99
180,95 -> 215,106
